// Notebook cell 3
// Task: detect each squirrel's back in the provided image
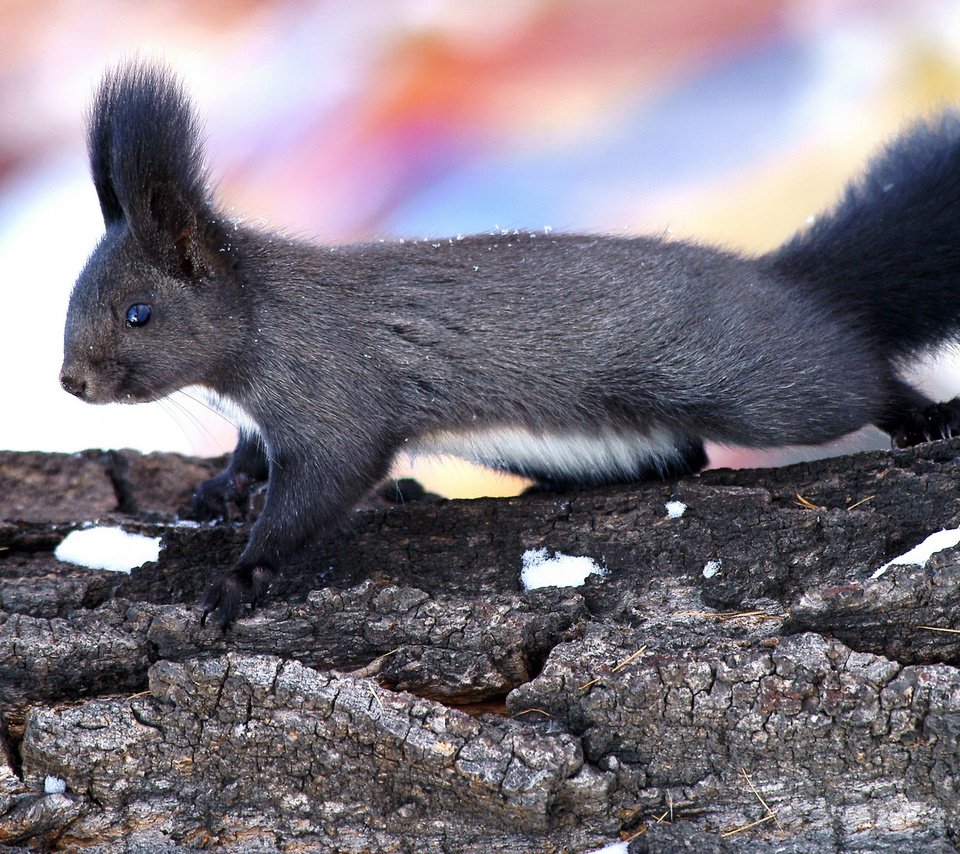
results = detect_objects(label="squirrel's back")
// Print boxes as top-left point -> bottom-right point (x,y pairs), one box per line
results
285,233 -> 885,449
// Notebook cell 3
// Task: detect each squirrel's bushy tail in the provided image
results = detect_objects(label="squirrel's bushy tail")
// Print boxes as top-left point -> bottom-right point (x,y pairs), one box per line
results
768,113 -> 960,361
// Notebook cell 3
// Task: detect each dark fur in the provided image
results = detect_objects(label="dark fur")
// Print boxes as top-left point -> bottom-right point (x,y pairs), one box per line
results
61,62 -> 960,627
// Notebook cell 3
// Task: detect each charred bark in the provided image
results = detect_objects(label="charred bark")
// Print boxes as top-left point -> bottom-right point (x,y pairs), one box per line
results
2,442 -> 960,851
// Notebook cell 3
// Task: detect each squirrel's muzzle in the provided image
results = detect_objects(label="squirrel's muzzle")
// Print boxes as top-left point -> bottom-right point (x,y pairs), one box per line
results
59,368 -> 88,400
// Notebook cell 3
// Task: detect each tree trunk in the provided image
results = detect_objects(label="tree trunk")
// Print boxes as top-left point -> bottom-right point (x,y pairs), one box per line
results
2,442 -> 960,852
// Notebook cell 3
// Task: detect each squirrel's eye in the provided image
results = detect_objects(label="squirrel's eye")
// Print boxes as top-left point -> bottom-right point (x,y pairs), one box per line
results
125,303 -> 152,328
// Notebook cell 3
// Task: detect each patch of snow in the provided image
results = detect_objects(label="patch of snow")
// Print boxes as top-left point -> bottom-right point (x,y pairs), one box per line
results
871,527 -> 960,579
665,500 -> 686,518
520,547 -> 606,590
44,775 -> 66,794
585,842 -> 628,854
702,559 -> 722,579
54,526 -> 161,574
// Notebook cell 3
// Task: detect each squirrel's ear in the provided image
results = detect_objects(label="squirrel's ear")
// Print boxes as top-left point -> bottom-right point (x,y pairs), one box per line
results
145,180 -> 209,278
88,61 -> 218,275
88,95 -> 124,226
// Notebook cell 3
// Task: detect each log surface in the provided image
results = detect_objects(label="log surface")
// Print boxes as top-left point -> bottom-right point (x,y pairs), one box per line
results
2,443 -> 960,852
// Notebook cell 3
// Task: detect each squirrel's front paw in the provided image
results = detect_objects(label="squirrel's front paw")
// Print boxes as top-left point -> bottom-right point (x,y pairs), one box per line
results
190,471 -> 255,521
892,397 -> 960,448
201,564 -> 274,631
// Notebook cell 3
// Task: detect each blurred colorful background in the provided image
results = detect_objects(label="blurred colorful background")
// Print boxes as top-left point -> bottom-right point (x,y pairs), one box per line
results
3,0 -> 960,497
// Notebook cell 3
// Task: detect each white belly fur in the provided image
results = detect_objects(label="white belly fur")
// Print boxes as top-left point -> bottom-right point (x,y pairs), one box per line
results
412,425 -> 682,480
177,390 -> 681,481
181,384 -> 262,438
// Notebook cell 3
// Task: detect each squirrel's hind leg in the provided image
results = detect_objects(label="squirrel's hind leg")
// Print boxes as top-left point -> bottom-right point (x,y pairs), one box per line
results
876,378 -> 960,448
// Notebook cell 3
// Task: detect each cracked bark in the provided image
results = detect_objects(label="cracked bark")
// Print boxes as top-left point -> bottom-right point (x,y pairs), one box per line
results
3,442 -> 960,851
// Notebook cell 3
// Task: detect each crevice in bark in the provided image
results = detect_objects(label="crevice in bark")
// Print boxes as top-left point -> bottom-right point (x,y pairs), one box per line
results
102,450 -> 139,515
0,711 -> 22,782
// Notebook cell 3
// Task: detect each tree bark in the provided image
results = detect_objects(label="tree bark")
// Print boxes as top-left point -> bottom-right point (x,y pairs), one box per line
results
2,442 -> 960,851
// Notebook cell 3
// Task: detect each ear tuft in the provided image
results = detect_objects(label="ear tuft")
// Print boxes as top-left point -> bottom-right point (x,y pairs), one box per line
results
87,60 -> 214,268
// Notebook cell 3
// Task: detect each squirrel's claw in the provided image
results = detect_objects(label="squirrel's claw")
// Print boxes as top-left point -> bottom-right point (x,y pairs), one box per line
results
201,563 -> 275,631
892,396 -> 960,449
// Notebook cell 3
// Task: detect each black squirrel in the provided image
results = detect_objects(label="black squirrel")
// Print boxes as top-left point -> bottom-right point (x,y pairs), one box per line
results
61,62 -> 960,627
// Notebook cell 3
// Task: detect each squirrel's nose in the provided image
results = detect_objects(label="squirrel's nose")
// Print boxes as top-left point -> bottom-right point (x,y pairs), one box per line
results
60,370 -> 87,399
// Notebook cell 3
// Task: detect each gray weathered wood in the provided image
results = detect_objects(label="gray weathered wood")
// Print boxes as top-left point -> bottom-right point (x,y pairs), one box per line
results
2,442 -> 960,850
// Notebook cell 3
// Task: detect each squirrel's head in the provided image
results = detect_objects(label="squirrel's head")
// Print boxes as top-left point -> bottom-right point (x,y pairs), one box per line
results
61,62 -> 245,404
